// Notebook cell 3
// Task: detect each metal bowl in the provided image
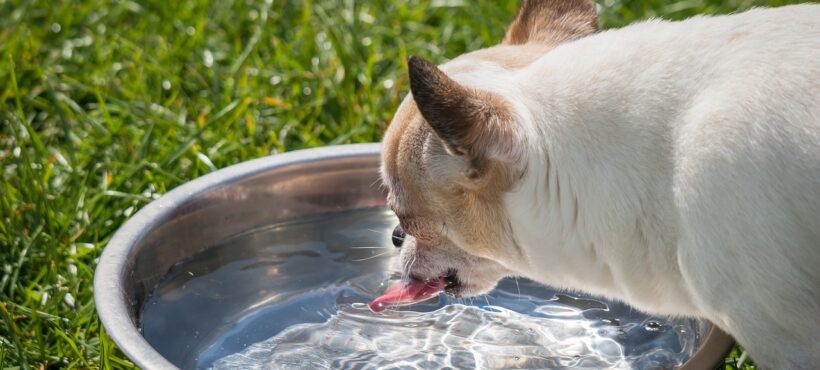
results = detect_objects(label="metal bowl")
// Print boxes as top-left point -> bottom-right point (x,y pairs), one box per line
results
94,143 -> 734,369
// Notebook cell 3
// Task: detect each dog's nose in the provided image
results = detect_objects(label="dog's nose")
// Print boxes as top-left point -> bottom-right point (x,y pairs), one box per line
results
391,225 -> 405,248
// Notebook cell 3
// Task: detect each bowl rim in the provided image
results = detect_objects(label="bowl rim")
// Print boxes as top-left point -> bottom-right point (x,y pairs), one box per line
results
93,143 -> 733,369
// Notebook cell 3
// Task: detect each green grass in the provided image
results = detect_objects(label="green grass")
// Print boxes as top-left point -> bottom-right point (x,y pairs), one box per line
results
0,0 -> 808,368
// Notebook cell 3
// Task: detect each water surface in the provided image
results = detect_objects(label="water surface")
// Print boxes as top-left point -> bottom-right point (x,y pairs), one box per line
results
141,208 -> 707,370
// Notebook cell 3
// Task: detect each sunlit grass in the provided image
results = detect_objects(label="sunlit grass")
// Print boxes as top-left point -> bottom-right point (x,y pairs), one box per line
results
0,0 -> 806,368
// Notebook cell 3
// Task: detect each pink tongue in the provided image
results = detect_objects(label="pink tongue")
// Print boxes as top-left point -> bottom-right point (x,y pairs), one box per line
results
368,278 -> 446,313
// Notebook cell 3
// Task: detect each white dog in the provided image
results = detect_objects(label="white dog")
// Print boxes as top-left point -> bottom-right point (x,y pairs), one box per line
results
375,1 -> 820,368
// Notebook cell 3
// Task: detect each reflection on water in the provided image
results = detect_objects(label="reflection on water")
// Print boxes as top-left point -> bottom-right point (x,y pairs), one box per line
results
141,208 -> 707,370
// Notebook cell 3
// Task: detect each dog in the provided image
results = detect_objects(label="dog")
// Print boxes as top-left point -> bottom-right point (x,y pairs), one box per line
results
378,0 -> 820,368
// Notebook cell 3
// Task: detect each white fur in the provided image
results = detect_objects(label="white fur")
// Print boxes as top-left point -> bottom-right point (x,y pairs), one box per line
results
454,5 -> 820,369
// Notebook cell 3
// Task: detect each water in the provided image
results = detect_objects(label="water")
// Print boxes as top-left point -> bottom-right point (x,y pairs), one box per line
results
141,208 -> 707,370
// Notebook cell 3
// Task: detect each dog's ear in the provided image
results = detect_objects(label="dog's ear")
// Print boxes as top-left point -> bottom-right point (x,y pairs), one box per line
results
503,0 -> 598,45
407,56 -> 519,168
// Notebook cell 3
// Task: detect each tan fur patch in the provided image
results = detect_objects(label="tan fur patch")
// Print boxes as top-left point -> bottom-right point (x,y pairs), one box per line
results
385,118 -> 522,259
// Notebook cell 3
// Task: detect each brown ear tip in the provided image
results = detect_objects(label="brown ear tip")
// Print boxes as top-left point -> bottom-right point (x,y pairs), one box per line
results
407,56 -> 433,88
407,56 -> 425,73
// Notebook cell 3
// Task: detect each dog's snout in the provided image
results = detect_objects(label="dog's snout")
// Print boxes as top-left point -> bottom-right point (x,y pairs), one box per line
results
391,224 -> 405,248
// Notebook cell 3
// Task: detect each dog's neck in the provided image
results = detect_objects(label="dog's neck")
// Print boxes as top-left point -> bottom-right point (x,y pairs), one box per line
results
501,25 -> 717,316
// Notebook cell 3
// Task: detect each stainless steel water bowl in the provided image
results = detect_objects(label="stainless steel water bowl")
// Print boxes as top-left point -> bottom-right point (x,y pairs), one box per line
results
94,144 -> 734,369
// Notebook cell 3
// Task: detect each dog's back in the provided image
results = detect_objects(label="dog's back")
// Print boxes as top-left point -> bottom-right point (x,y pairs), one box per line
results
670,6 -> 820,369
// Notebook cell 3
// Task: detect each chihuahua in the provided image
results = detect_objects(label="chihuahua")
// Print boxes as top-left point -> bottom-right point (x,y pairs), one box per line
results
376,1 -> 820,368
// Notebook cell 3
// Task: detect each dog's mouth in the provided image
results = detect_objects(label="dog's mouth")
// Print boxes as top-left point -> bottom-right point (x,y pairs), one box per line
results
368,269 -> 462,313
442,268 -> 462,294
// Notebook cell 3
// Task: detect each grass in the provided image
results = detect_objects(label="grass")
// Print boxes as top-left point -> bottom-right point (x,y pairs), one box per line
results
0,0 -> 808,368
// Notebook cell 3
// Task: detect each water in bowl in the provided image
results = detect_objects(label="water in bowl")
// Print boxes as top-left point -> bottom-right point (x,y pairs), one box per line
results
141,208 -> 707,370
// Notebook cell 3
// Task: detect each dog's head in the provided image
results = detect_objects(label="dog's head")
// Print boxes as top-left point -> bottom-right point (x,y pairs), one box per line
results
381,0 -> 598,297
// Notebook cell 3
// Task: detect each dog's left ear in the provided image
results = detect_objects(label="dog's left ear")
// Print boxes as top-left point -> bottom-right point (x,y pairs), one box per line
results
407,56 -> 519,168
